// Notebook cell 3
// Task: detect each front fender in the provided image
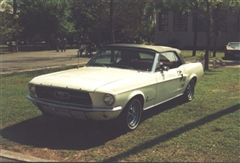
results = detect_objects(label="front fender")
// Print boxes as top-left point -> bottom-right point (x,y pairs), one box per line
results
188,74 -> 197,83
127,90 -> 145,104
183,74 -> 197,91
115,90 -> 145,110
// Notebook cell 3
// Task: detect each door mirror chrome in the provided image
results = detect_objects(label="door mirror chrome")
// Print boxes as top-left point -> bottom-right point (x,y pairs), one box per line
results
158,62 -> 169,72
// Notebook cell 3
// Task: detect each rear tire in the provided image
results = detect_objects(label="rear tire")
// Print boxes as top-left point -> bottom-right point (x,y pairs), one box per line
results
118,98 -> 143,131
183,80 -> 195,102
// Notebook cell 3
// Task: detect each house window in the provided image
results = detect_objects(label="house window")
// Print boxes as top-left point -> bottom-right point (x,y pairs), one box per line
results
173,12 -> 188,32
158,11 -> 168,31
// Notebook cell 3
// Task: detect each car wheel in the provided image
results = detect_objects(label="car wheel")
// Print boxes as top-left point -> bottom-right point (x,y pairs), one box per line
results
37,106 -> 52,117
119,98 -> 143,131
40,110 -> 52,117
183,81 -> 195,102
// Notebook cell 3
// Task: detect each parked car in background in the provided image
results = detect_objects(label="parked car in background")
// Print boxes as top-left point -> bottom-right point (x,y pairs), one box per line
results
224,42 -> 240,60
27,44 -> 204,131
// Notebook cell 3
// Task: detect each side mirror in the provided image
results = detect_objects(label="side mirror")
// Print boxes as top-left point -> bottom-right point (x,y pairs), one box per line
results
158,62 -> 169,72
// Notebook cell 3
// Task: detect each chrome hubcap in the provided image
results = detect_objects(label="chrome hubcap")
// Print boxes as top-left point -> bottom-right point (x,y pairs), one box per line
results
187,84 -> 194,100
127,100 -> 141,129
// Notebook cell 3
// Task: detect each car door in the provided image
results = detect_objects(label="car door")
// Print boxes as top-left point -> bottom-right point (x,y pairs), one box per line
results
156,51 -> 185,102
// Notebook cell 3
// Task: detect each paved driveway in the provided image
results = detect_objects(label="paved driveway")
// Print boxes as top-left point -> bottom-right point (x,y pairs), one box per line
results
0,49 -> 89,74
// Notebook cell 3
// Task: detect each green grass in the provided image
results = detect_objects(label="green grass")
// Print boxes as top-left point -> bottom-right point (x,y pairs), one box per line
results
181,50 -> 224,60
0,67 -> 239,162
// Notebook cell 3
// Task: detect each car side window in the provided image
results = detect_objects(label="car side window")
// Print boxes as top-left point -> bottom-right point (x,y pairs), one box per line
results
158,51 -> 182,69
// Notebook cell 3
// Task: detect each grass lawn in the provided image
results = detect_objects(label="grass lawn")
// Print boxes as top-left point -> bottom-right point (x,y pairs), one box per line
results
0,66 -> 239,162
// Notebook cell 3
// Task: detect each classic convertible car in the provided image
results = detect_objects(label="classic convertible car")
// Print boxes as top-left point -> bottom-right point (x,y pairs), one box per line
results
28,44 -> 204,130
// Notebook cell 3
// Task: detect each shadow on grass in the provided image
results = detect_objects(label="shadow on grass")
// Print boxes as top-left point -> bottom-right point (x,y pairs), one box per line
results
103,103 -> 239,162
0,116 -> 121,150
0,97 -> 184,150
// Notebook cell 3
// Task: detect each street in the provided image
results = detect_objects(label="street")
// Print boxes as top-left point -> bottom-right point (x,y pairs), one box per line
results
0,49 -> 89,74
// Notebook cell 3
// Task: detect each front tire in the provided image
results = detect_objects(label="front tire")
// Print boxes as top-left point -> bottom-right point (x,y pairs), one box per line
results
119,98 -> 143,131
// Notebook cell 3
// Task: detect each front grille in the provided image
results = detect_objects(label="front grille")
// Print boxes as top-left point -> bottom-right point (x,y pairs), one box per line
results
35,86 -> 92,106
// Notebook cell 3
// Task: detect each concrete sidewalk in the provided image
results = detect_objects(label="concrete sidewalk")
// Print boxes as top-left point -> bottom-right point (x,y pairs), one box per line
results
0,49 -> 89,75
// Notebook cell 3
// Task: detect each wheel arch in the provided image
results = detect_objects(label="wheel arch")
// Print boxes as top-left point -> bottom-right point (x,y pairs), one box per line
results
125,90 -> 145,108
183,74 -> 197,92
190,75 -> 197,85
188,74 -> 198,85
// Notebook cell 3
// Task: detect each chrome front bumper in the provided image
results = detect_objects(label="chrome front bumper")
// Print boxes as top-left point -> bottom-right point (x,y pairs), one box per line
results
27,96 -> 123,120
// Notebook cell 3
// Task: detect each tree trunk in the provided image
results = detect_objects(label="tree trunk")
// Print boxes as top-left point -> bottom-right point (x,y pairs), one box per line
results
237,10 -> 240,40
192,9 -> 198,57
13,0 -> 18,52
110,0 -> 115,43
204,0 -> 210,71
192,28 -> 198,56
13,0 -> 17,15
212,32 -> 217,57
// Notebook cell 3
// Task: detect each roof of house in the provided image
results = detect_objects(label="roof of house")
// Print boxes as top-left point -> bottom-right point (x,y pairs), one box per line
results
105,43 -> 181,54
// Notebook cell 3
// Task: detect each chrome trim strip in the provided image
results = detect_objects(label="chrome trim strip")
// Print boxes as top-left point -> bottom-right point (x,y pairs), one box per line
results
27,96 -> 122,112
35,97 -> 92,108
155,75 -> 183,84
143,93 -> 183,111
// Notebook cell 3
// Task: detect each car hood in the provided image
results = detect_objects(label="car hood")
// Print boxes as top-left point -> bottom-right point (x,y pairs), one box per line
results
30,66 -> 150,93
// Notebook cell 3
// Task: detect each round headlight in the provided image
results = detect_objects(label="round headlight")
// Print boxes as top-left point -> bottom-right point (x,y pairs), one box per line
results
103,93 -> 115,106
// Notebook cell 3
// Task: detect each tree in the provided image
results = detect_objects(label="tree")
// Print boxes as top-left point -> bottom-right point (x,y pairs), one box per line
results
212,0 -> 240,57
71,0 -> 110,45
200,0 -> 240,61
18,0 -> 74,45
189,0 -> 204,57
71,0 -> 154,45
0,0 -> 21,44
113,0 -> 147,43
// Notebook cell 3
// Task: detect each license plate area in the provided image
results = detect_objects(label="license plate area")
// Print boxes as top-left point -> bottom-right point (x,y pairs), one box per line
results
40,104 -> 71,117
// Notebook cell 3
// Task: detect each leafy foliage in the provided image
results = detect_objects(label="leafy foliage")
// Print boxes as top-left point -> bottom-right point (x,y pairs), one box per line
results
0,0 -> 239,50
18,0 -> 74,42
0,0 -> 21,42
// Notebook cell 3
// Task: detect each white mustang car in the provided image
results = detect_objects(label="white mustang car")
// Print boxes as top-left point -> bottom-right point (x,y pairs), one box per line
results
28,44 -> 204,130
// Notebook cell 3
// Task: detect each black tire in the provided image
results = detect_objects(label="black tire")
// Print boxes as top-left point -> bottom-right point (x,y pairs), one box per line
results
118,98 -> 143,131
37,105 -> 53,117
40,109 -> 52,117
183,80 -> 195,102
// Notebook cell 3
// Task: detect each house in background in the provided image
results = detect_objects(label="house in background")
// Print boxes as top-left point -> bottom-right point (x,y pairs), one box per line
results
154,10 -> 240,50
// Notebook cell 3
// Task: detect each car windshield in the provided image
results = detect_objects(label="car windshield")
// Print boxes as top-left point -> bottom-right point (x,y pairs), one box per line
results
87,48 -> 155,71
228,42 -> 240,49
